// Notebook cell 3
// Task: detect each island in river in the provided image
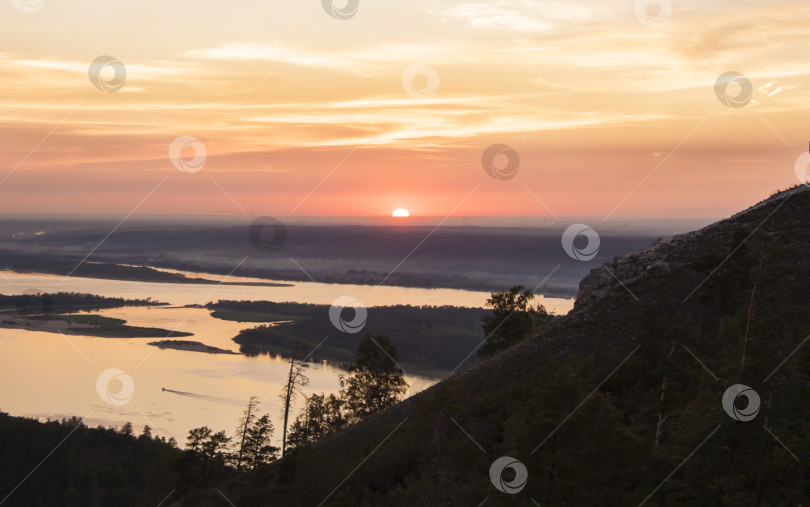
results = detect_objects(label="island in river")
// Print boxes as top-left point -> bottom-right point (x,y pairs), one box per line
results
0,314 -> 195,338
0,291 -> 193,338
148,339 -> 237,354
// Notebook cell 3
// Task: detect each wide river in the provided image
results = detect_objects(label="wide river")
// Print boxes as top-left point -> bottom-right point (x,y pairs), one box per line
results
0,270 -> 574,447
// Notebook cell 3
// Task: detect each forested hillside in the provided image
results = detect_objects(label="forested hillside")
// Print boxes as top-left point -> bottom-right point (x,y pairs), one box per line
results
0,413 -> 180,507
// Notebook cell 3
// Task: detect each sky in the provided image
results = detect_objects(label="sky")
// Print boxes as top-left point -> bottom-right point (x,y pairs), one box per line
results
0,0 -> 808,220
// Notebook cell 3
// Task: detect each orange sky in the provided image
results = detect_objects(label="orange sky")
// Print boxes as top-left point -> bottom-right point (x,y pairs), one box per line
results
0,0 -> 808,219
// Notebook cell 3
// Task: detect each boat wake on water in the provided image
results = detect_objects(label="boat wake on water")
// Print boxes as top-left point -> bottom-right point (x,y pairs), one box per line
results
161,388 -> 282,409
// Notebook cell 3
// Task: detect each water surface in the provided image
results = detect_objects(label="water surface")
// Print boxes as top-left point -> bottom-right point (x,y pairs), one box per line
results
0,270 -> 574,446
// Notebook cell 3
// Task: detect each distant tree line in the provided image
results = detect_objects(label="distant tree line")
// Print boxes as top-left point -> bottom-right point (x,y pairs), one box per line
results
0,250 -> 222,286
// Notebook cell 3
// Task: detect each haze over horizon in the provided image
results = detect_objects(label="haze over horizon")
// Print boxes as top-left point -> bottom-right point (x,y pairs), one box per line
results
0,211 -> 718,229
1,0 -> 808,220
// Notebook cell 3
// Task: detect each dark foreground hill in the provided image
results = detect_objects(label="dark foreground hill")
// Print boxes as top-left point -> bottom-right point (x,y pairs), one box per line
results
0,413 -> 181,507
215,186 -> 810,506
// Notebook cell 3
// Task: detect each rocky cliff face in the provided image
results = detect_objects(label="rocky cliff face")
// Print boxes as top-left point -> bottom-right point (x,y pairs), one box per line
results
569,184 -> 810,341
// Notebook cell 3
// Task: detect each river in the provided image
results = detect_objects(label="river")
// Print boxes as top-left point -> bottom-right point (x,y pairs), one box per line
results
0,270 -> 574,447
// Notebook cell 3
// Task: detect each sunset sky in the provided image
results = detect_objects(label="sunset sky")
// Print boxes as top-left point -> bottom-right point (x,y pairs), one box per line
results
0,0 -> 808,219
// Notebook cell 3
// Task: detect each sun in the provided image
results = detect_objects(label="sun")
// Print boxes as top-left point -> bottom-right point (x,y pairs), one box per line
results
392,208 -> 410,217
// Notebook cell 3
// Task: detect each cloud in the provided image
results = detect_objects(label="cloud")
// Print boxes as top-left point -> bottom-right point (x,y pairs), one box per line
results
759,80 -> 799,98
437,0 -> 599,31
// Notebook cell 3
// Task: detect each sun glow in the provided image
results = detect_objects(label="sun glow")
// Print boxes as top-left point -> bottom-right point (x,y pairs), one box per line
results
392,208 -> 410,217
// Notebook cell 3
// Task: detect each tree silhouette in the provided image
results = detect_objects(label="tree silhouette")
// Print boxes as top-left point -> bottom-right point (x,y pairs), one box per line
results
280,341 -> 309,457
341,334 -> 408,421
287,393 -> 347,450
243,414 -> 278,469
234,396 -> 259,470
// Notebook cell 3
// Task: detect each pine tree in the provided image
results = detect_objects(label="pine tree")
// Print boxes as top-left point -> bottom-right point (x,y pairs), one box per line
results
287,393 -> 347,449
140,425 -> 152,440
234,396 -> 259,470
244,414 -> 278,469
120,422 -> 134,437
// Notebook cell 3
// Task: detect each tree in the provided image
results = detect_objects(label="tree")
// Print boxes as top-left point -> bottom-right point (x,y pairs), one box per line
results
120,422 -> 134,437
234,396 -> 259,470
280,341 -> 309,457
186,426 -> 231,478
478,285 -> 551,357
186,426 -> 211,455
341,334 -> 408,421
287,393 -> 347,449
243,414 -> 278,469
139,425 -> 152,440
202,431 -> 230,461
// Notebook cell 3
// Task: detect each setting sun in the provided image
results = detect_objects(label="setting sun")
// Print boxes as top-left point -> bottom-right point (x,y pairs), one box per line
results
392,208 -> 410,217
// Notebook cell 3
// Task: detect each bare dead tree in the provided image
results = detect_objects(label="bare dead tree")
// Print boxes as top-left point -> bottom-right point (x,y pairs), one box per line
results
280,340 -> 309,457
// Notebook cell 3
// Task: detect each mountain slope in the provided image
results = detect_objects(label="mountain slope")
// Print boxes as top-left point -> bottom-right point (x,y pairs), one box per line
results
217,186 -> 810,506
